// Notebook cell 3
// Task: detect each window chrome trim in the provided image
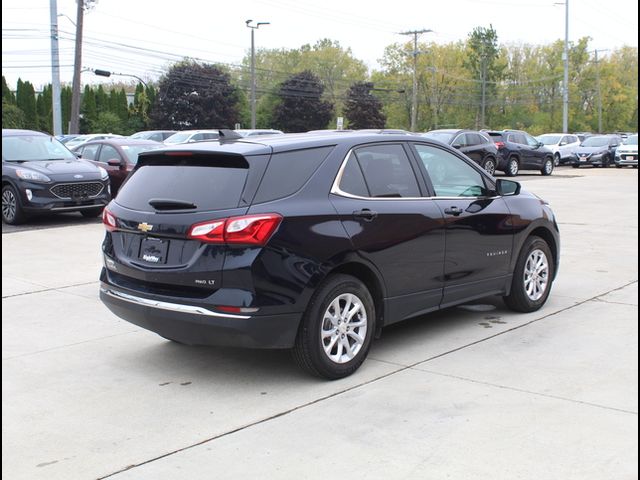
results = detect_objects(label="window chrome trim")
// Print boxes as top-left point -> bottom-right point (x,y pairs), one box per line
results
100,287 -> 252,320
331,147 -> 494,202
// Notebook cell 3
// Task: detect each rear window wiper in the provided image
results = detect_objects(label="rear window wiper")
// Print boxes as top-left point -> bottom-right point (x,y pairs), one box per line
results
148,198 -> 197,210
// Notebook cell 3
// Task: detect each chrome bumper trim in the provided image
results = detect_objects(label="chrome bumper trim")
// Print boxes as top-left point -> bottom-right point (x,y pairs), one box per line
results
101,287 -> 251,320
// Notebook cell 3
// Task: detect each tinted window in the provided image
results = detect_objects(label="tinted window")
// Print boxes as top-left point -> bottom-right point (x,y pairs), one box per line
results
452,134 -> 468,147
414,144 -> 487,197
80,143 -> 100,160
98,145 -> 121,163
116,161 -> 248,212
253,146 -> 335,203
468,133 -> 484,146
525,134 -> 539,147
356,144 -> 420,198
487,132 -> 504,142
338,152 -> 369,197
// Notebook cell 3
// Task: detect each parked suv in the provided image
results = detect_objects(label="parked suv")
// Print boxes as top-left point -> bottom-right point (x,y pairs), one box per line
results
2,129 -> 111,224
422,129 -> 501,175
100,130 -> 560,379
536,133 -> 581,166
485,130 -> 555,176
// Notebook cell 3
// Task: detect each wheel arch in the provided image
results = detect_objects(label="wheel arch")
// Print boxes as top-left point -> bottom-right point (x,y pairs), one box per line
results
528,226 -> 560,280
325,261 -> 387,328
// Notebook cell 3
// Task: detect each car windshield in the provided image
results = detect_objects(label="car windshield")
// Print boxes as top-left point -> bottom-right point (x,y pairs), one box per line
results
2,134 -> 76,162
121,144 -> 163,164
623,135 -> 638,145
539,135 -> 562,145
423,131 -> 455,143
581,136 -> 610,147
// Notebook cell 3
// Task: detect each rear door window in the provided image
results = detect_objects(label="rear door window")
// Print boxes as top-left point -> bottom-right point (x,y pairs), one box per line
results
116,157 -> 249,212
80,143 -> 100,160
98,145 -> 122,163
352,144 -> 420,198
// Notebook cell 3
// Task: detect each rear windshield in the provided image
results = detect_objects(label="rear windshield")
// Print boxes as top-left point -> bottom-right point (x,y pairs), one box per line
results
486,132 -> 504,142
116,160 -> 248,212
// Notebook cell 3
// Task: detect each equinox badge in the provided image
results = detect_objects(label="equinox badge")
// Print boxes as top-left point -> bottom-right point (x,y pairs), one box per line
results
137,222 -> 153,233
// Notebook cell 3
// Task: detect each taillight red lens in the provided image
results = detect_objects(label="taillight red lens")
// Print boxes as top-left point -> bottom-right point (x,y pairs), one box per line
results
495,141 -> 505,149
187,219 -> 226,243
187,213 -> 282,246
225,214 -> 282,245
102,208 -> 117,231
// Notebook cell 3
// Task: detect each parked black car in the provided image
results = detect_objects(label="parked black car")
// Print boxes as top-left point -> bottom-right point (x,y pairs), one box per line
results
570,135 -> 622,168
485,129 -> 555,176
2,129 -> 111,224
423,129 -> 501,175
100,131 -> 560,379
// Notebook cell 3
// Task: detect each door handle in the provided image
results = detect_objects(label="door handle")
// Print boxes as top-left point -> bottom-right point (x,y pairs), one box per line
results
353,209 -> 378,221
444,206 -> 463,216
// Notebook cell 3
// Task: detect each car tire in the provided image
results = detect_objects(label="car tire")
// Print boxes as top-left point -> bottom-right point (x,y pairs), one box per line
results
506,157 -> 519,177
541,157 -> 554,176
503,236 -> 554,313
602,155 -> 611,167
481,157 -> 497,176
2,184 -> 26,225
553,153 -> 561,166
572,164 -> 580,168
293,274 -> 375,380
80,207 -> 103,218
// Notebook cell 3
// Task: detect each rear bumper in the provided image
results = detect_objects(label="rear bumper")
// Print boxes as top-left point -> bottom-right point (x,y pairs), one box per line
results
100,284 -> 301,349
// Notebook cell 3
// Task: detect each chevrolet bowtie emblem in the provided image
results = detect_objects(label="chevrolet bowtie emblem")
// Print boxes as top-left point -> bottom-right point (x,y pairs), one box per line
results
137,222 -> 153,233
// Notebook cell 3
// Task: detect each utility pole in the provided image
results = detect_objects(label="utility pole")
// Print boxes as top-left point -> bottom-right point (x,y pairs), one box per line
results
593,49 -> 609,134
562,0 -> 569,133
480,55 -> 487,129
246,20 -> 269,129
69,0 -> 84,134
399,29 -> 432,132
48,0 -> 62,135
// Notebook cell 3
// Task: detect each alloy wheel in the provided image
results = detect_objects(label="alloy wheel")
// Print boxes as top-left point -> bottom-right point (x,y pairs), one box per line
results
2,187 -> 17,222
321,293 -> 368,364
523,249 -> 549,301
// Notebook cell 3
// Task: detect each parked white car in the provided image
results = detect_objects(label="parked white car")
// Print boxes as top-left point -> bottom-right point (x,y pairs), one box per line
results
163,130 -> 221,145
64,133 -> 124,150
615,134 -> 638,168
536,133 -> 581,166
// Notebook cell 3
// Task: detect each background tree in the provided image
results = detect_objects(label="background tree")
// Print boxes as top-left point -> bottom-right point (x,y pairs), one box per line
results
344,82 -> 386,129
150,60 -> 240,129
2,76 -> 16,104
16,79 -> 38,130
464,25 -> 505,128
80,85 -> 97,133
36,84 -> 52,133
272,71 -> 334,132
2,101 -> 26,129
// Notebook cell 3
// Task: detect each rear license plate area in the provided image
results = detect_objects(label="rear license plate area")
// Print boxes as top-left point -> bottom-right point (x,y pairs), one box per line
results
139,237 -> 169,264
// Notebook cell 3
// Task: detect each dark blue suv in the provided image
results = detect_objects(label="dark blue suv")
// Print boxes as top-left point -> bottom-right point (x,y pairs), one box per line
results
485,130 -> 555,176
100,130 -> 560,379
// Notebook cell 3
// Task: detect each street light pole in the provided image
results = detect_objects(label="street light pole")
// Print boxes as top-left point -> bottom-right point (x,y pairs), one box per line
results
49,0 -> 62,135
399,29 -> 432,132
93,69 -> 148,88
246,20 -> 269,129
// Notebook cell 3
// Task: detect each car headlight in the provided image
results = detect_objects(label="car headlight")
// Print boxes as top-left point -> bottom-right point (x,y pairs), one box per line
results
16,169 -> 51,183
98,167 -> 109,181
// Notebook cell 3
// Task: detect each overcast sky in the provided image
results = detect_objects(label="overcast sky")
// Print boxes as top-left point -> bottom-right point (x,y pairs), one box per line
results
2,0 -> 638,89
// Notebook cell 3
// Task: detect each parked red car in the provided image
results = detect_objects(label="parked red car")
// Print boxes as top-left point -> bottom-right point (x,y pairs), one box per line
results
71,139 -> 162,195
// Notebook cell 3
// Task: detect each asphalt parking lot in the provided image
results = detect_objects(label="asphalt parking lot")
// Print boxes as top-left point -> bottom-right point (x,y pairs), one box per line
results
2,166 -> 638,480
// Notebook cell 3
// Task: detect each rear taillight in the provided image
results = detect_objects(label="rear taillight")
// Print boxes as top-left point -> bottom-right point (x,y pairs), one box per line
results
495,141 -> 505,149
102,208 -> 117,232
188,213 -> 282,246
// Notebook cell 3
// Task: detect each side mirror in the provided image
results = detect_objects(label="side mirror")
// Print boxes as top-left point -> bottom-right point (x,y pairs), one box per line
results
537,141 -> 544,148
107,159 -> 122,168
452,143 -> 462,149
559,141 -> 567,146
496,178 -> 521,196
74,151 -> 82,158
